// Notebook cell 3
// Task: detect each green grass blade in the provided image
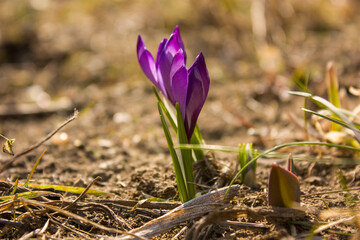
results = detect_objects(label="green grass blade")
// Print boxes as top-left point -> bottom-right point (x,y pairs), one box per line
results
224,141 -> 360,199
176,104 -> 195,200
238,144 -> 247,182
312,96 -> 360,142
0,191 -> 59,201
153,87 -> 177,133
22,183 -> 108,196
290,91 -> 360,142
190,125 -> 205,161
24,150 -> 45,187
302,108 -> 353,130
178,142 -> 360,153
158,103 -> 188,202
288,91 -> 312,98
326,62 -> 341,108
11,178 -> 19,195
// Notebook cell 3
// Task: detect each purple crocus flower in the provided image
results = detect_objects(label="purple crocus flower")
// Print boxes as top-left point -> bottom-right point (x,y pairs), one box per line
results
137,26 -> 210,141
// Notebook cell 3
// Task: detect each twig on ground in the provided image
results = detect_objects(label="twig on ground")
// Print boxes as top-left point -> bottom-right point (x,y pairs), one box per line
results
218,220 -> 269,229
114,185 -> 241,240
314,215 -> 357,234
68,202 -> 132,230
64,176 -> 101,210
0,110 -> 79,174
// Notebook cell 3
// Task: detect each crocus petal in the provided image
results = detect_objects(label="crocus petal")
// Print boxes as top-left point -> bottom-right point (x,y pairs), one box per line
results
156,38 -> 167,67
157,34 -> 182,103
173,26 -> 187,64
185,53 -> 210,141
268,163 -> 301,208
170,49 -> 188,117
137,35 -> 158,87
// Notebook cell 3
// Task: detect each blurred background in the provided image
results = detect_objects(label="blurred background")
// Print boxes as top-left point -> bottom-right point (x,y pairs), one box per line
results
0,0 -> 360,149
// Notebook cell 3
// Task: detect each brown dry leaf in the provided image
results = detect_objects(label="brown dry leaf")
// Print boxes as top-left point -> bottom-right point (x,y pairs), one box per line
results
2,139 -> 15,156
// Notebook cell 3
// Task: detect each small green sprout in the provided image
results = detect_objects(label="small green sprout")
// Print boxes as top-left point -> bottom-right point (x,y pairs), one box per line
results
268,154 -> 301,208
238,143 -> 257,187
325,61 -> 341,131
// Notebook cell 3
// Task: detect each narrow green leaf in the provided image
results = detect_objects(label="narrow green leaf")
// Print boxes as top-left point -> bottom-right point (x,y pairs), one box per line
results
290,91 -> 360,143
190,125 -> 205,161
224,141 -> 360,200
176,103 -> 195,200
24,151 -> 45,187
302,108 -> 352,130
11,178 -> 19,195
158,103 -> 188,202
0,191 -> 59,201
312,96 -> 360,142
22,183 -> 108,196
326,62 -> 341,108
238,144 -> 257,186
153,87 -> 177,133
178,142 -> 360,154
288,91 -> 312,98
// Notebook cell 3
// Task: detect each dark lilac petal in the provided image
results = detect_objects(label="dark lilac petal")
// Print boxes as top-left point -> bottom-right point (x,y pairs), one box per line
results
155,67 -> 167,98
170,50 -> 188,117
185,53 -> 210,141
173,26 -> 187,64
164,33 -> 182,58
157,34 -> 182,103
137,35 -> 157,87
156,38 -> 167,67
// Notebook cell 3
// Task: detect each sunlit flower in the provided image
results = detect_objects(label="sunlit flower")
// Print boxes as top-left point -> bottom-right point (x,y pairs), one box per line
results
137,26 -> 210,141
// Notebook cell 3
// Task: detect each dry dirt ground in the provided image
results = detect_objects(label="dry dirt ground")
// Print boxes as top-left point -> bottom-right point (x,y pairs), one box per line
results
0,0 -> 360,239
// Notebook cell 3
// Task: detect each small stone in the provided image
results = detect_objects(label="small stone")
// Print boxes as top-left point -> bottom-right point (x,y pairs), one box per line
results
52,132 -> 69,145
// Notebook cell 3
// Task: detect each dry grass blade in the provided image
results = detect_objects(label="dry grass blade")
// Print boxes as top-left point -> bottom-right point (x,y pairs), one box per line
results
20,198 -> 146,239
219,220 -> 268,229
63,176 -> 101,210
92,199 -> 180,210
114,185 -> 240,240
67,202 -> 132,230
0,110 -> 79,174
314,215 -> 357,234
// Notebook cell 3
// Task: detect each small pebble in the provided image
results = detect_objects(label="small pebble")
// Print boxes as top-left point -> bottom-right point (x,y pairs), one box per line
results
52,132 -> 69,145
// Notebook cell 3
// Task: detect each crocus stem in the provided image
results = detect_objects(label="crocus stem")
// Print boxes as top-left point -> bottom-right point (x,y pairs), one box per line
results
176,103 -> 195,200
158,103 -> 189,202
